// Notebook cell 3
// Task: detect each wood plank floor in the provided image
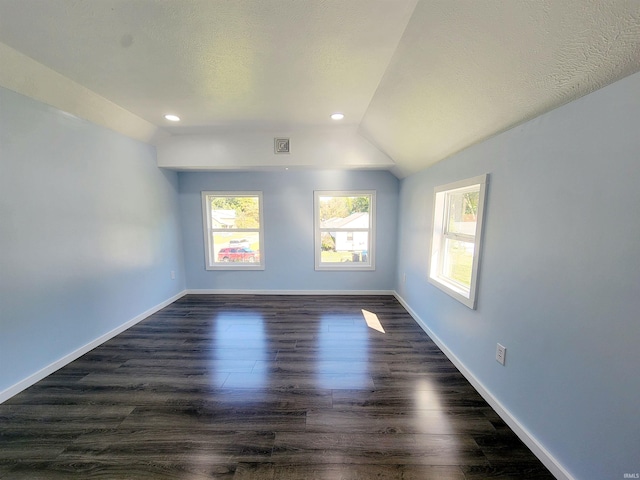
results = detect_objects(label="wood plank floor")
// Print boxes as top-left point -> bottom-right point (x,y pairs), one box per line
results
0,295 -> 555,479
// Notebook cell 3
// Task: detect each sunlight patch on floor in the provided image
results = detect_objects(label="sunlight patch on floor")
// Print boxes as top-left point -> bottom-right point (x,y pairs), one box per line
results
361,309 -> 385,333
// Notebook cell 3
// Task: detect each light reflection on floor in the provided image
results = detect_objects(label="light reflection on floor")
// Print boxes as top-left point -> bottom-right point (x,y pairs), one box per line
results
413,378 -> 454,435
212,312 -> 266,389
316,314 -> 371,389
362,309 -> 385,333
209,309 -> 385,391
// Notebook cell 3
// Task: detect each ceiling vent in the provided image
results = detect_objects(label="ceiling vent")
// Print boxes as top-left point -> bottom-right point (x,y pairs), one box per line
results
274,138 -> 290,154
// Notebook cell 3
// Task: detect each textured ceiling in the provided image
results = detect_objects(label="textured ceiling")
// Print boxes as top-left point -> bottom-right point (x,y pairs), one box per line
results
0,0 -> 417,130
0,0 -> 639,177
360,0 -> 640,177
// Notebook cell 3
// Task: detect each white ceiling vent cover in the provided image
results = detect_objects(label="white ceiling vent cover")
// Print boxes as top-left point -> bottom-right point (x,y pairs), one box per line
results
274,138 -> 290,154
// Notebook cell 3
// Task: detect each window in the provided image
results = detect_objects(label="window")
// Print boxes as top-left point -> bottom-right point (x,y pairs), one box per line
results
314,190 -> 375,271
429,175 -> 488,309
201,191 -> 264,270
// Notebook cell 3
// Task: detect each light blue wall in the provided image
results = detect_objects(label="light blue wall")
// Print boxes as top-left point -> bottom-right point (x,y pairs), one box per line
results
3,65 -> 638,479
179,170 -> 398,292
0,87 -> 186,395
395,71 -> 640,480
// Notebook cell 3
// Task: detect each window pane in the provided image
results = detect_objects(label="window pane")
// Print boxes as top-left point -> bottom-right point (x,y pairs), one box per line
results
319,196 -> 370,225
320,231 -> 369,263
202,191 -> 264,270
212,232 -> 260,264
442,239 -> 474,287
210,196 -> 260,229
446,189 -> 479,235
315,191 -> 375,271
429,175 -> 487,308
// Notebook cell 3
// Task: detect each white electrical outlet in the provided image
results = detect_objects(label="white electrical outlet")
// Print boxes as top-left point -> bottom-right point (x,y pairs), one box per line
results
403,273 -> 406,284
170,270 -> 176,280
496,343 -> 506,365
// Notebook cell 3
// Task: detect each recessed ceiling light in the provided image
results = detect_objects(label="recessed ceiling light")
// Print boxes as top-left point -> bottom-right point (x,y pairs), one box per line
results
164,114 -> 180,122
330,112 -> 345,120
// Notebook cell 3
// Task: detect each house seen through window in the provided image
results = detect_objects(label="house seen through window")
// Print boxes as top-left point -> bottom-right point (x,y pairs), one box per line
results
314,191 -> 375,271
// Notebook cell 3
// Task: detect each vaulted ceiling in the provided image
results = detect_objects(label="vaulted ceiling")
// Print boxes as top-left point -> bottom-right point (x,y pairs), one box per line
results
1,0 -> 639,177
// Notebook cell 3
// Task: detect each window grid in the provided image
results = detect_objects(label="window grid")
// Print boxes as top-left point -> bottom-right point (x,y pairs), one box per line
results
201,191 -> 264,271
429,175 -> 487,309
314,190 -> 376,271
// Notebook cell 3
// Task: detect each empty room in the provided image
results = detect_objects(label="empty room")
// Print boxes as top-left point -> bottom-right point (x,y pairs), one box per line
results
1,1 -> 639,479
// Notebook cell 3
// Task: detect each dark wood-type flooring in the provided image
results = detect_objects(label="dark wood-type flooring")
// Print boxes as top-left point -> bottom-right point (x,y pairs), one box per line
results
0,295 -> 555,479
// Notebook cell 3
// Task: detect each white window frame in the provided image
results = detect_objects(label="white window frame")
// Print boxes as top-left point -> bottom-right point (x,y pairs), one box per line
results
429,175 -> 488,309
314,190 -> 376,271
201,191 -> 265,271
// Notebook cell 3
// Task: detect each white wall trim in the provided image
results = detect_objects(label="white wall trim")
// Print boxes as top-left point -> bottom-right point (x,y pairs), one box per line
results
187,289 -> 395,296
393,292 -> 575,480
0,290 -> 188,404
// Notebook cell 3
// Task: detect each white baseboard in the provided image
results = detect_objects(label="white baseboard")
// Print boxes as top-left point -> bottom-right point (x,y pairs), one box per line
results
393,292 -> 574,480
0,290 -> 187,404
187,289 -> 395,296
